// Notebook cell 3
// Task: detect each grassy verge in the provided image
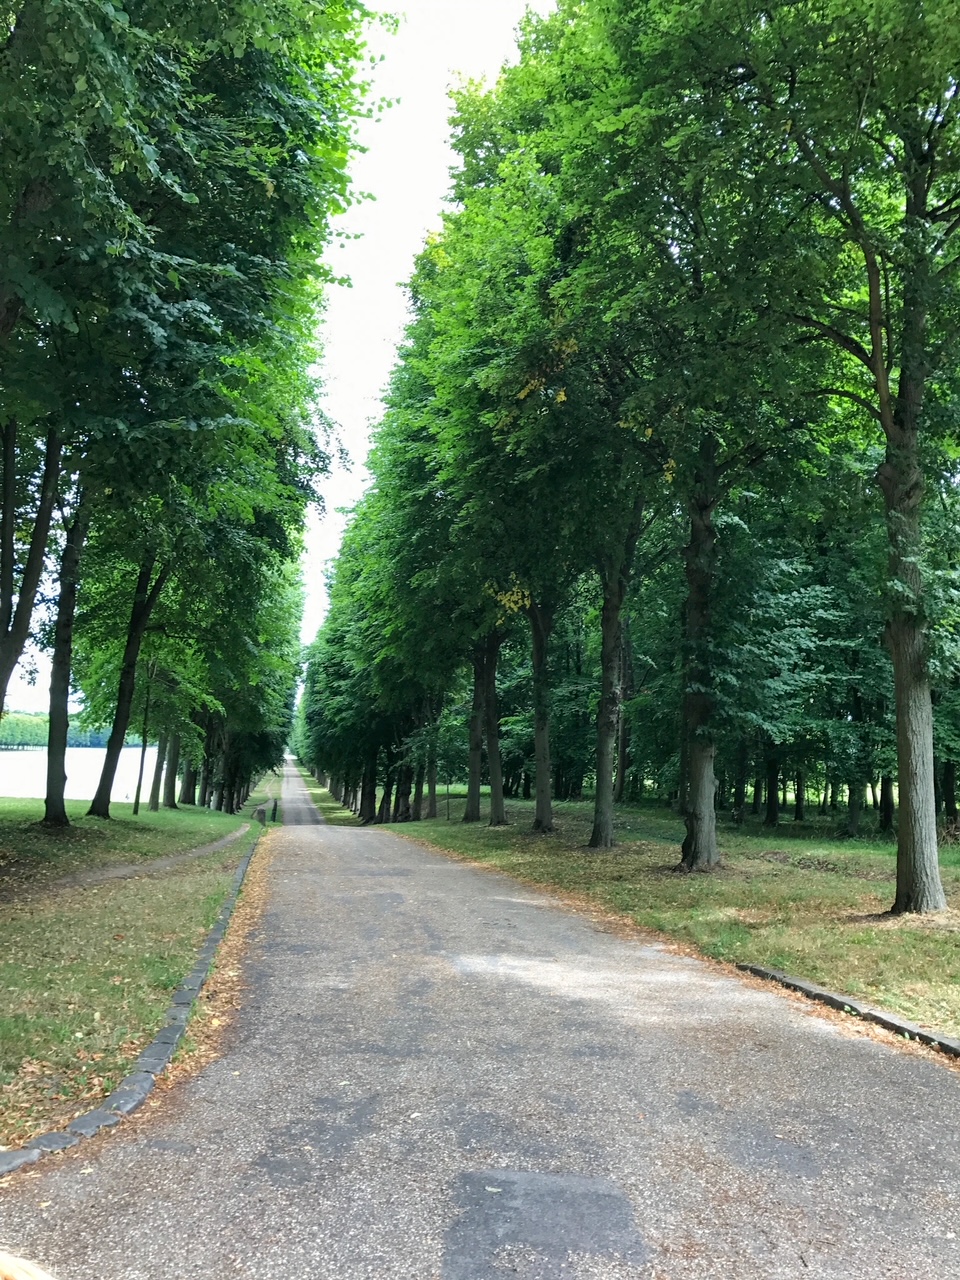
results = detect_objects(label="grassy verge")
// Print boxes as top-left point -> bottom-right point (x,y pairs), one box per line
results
0,779 -> 278,1149
334,786 -> 960,1041
0,800 -> 253,894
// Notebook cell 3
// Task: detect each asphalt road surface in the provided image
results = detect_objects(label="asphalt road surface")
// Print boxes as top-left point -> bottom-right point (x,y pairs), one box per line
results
1,762 -> 958,1278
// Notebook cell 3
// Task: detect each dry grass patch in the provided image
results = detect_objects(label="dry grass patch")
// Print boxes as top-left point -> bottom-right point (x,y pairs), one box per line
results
0,826 -> 260,1150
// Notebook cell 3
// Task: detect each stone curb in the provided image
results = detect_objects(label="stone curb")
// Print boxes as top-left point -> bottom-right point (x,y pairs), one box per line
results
0,834 -> 261,1179
737,962 -> 960,1059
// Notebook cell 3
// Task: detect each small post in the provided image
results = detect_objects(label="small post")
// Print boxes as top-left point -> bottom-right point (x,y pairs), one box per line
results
271,798 -> 278,822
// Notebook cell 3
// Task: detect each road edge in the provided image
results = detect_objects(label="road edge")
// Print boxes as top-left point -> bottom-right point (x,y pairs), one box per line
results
736,962 -> 960,1059
0,833 -> 262,1178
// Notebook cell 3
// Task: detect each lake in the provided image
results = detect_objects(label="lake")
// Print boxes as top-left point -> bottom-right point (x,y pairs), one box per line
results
0,746 -> 160,802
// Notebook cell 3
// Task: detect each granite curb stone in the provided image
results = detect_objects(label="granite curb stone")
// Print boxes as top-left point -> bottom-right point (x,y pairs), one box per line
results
737,961 -> 960,1058
0,834 -> 261,1178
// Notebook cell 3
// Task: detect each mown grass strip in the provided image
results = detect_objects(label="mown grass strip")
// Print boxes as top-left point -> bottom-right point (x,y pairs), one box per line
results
0,779 -> 278,1149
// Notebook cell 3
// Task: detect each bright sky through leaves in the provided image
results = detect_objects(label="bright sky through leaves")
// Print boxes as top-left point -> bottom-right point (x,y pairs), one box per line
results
302,0 -> 556,643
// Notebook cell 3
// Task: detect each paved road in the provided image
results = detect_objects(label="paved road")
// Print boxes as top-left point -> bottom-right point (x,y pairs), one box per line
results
2,762 -> 959,1278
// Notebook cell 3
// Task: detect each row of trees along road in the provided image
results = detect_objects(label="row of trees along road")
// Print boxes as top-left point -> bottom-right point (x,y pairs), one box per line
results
0,1 -> 369,821
297,0 -> 960,914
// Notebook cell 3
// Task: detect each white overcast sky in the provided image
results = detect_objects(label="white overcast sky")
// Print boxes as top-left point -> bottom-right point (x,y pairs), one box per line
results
6,0 -> 551,712
301,0 -> 554,642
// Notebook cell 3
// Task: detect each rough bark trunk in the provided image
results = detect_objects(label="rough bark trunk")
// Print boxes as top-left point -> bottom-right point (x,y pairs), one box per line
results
198,722 -> 214,808
872,234 -> 945,909
411,761 -> 425,822
132,680 -> 152,817
751,775 -> 762,816
393,764 -> 413,822
359,754 -> 378,823
88,557 -> 170,818
846,779 -> 862,838
0,423 -> 61,716
733,740 -> 748,821
149,733 -> 167,812
463,645 -> 484,823
680,464 -> 720,872
426,744 -> 438,820
375,768 -> 394,825
763,747 -> 780,828
179,758 -> 197,806
528,602 -> 554,833
162,736 -> 180,809
43,499 -> 89,826
482,631 -> 507,827
793,771 -> 806,823
589,578 -> 625,849
614,616 -> 633,805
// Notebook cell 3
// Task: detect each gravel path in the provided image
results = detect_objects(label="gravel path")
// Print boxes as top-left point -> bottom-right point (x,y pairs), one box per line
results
1,761 -> 958,1278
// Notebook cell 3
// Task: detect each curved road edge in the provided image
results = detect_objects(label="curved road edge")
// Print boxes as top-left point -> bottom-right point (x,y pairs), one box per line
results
0,833 -> 264,1179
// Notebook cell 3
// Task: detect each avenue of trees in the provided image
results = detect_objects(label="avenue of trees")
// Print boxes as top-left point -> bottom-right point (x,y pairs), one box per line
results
1,0 -> 368,819
298,0 -> 960,914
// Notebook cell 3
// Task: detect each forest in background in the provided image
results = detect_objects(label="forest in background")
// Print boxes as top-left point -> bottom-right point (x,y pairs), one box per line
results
0,0 -> 369,818
297,0 -> 960,915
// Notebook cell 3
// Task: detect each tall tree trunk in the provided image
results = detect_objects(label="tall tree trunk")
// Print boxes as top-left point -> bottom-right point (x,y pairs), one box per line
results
483,630 -> 507,827
846,778 -> 862,838
752,774 -> 762,815
0,423 -> 61,716
933,756 -> 943,816
376,768 -> 394,825
162,732 -> 181,808
871,240 -> 945,909
680,459 -> 720,872
393,763 -> 413,822
179,758 -> 197,806
528,601 -> 554,833
88,557 -> 170,818
463,644 -> 484,823
763,744 -> 780,828
732,740 -> 748,821
359,752 -> 378,823
614,615 -> 633,805
198,720 -> 214,808
879,774 -> 896,834
149,733 -> 167,812
43,498 -> 89,827
590,567 -> 631,849
132,675 -> 153,816
793,771 -> 806,823
411,761 -> 425,822
426,741 -> 438,819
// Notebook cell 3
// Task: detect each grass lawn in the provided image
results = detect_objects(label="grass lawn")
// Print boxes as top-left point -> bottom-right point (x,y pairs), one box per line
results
0,775 -> 279,1149
320,784 -> 960,1042
0,799 -> 252,894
